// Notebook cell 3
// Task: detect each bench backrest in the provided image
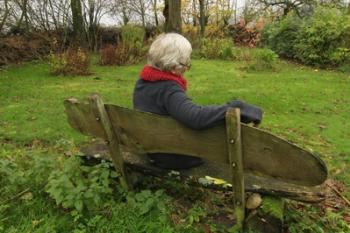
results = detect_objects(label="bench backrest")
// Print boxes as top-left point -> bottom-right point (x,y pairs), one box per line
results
64,98 -> 327,187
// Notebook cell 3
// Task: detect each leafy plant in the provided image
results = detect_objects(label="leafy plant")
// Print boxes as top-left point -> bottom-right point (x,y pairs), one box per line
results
49,47 -> 91,75
260,14 -> 302,59
110,25 -> 147,66
99,44 -> 118,66
198,38 -> 236,60
261,6 -> 350,67
246,48 -> 278,71
126,189 -> 169,216
186,202 -> 207,226
45,156 -> 119,213
295,7 -> 350,67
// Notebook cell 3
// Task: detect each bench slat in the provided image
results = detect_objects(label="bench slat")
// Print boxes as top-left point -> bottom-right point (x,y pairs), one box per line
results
63,99 -> 327,189
106,105 -> 327,187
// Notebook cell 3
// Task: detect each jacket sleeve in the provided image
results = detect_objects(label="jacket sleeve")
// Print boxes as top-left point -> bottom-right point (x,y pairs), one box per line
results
163,84 -> 263,130
164,90 -> 228,130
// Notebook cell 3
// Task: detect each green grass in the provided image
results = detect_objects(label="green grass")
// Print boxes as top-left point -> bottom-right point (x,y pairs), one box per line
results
1,58 -> 350,232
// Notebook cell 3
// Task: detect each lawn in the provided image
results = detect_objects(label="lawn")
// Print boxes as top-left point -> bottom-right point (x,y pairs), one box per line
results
0,58 -> 349,232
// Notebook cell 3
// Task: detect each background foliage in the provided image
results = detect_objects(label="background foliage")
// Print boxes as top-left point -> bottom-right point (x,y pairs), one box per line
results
261,6 -> 350,67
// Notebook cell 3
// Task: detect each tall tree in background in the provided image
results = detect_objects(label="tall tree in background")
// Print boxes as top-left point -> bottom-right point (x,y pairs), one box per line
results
199,0 -> 205,36
82,0 -> 110,51
71,0 -> 87,47
164,0 -> 182,33
151,0 -> 159,27
163,0 -> 169,30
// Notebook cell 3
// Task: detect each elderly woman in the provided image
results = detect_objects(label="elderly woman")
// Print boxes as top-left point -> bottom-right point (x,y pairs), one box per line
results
133,33 -> 263,169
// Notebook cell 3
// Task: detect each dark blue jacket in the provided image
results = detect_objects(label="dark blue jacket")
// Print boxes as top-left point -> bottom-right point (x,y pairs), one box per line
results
133,79 -> 263,130
133,79 -> 263,169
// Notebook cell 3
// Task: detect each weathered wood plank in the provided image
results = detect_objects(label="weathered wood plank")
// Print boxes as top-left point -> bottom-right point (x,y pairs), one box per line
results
226,108 -> 245,228
121,151 -> 326,203
64,98 -> 106,139
88,94 -> 128,190
105,105 -> 327,186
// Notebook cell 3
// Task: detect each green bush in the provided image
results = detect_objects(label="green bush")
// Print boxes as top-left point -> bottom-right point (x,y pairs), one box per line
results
295,7 -> 350,66
246,48 -> 279,71
261,6 -> 350,67
260,15 -> 302,59
45,156 -> 120,213
110,25 -> 147,66
121,25 -> 145,44
50,47 -> 91,75
197,38 -> 236,60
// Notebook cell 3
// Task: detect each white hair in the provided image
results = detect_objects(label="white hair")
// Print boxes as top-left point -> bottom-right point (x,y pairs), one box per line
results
147,33 -> 192,71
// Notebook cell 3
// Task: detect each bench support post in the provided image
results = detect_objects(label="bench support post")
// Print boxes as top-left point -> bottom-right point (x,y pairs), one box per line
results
226,108 -> 245,229
88,94 -> 129,190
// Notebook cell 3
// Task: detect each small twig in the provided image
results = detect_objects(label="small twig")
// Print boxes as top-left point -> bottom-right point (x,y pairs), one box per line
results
327,184 -> 350,207
0,188 -> 31,205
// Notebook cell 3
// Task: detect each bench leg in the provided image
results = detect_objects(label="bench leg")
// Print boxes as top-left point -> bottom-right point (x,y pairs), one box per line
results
226,108 -> 245,229
89,94 -> 129,190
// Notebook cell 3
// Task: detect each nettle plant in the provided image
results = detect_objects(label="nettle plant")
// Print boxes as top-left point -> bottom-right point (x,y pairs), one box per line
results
45,156 -> 120,213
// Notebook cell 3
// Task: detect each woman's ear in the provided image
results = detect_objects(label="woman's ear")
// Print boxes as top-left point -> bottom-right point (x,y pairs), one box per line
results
171,65 -> 185,76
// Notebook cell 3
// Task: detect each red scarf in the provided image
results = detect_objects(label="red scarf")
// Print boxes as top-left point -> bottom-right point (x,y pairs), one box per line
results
139,65 -> 187,91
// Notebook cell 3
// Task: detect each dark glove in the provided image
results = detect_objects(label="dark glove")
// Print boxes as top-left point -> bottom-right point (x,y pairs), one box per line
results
227,100 -> 263,125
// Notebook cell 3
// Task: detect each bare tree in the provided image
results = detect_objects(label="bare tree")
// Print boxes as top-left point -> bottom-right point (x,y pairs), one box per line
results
258,0 -> 315,16
110,0 -> 132,25
0,0 -> 10,32
151,0 -> 159,26
128,0 -> 151,27
199,0 -> 205,36
82,0 -> 110,51
13,0 -> 30,32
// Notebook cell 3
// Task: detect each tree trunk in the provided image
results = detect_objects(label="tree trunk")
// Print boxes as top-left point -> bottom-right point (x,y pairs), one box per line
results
23,0 -> 29,31
163,0 -> 169,31
70,0 -> 86,48
192,0 -> 197,26
165,0 -> 181,33
199,0 -> 205,37
152,0 -> 159,27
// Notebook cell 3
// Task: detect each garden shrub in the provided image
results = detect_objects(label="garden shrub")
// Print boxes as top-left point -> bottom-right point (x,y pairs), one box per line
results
260,15 -> 302,59
121,25 -> 145,44
295,7 -> 350,67
261,6 -> 350,67
99,25 -> 146,66
204,24 -> 225,39
198,38 -> 235,60
246,48 -> 278,71
182,24 -> 201,49
50,47 -> 90,75
99,44 -> 117,66
0,32 -> 55,66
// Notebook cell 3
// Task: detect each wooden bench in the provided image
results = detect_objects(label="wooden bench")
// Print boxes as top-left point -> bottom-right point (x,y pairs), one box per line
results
64,94 -> 327,230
